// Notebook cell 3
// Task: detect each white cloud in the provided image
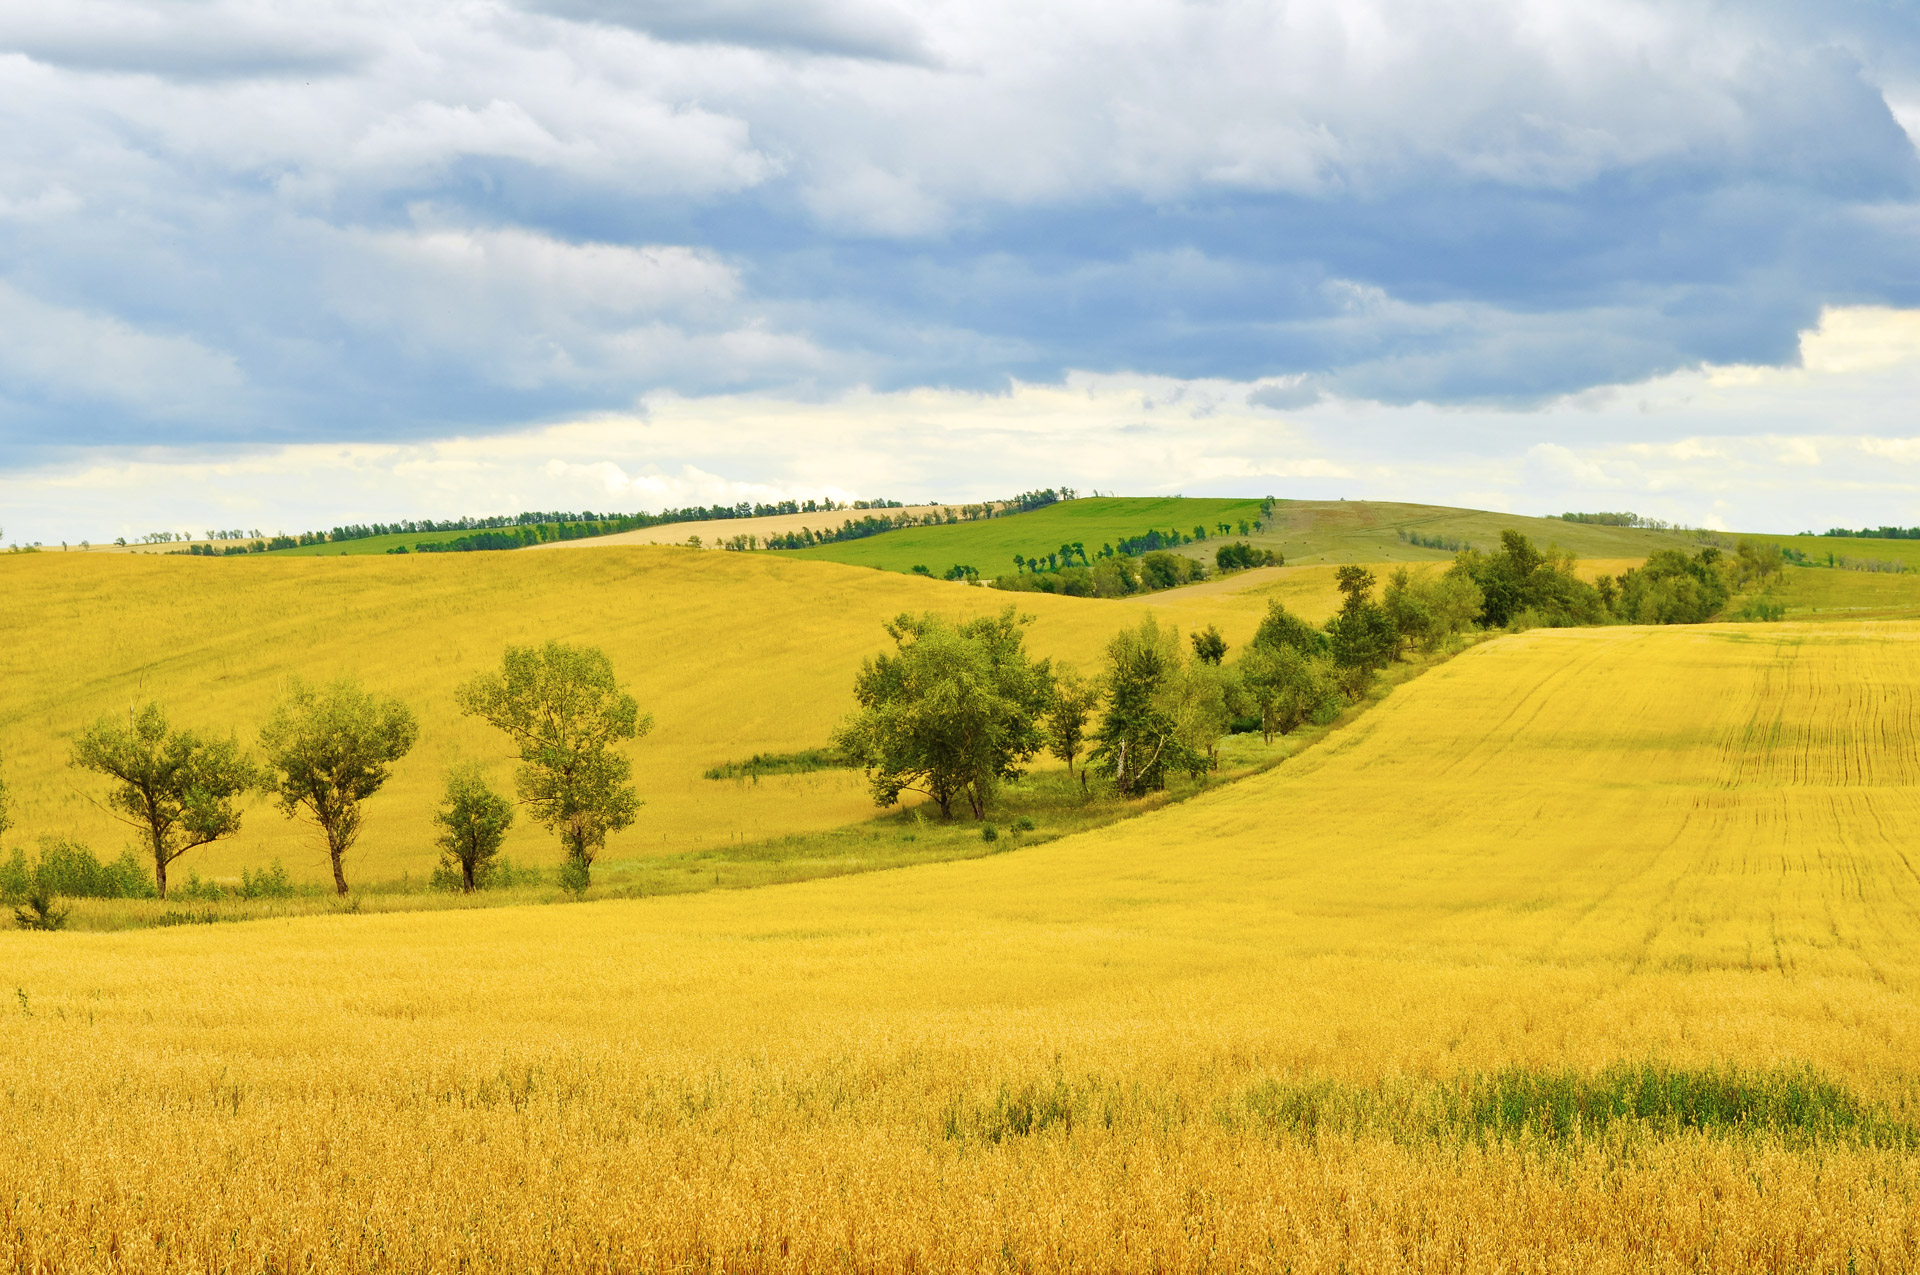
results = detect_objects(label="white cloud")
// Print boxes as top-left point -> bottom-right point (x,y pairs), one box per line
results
0,281 -> 244,417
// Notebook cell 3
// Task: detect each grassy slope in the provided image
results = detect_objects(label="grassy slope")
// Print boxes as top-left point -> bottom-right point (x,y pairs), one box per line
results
2,620 -> 1918,1265
782,496 -> 1263,575
783,495 -> 1708,577
0,547 -> 1297,886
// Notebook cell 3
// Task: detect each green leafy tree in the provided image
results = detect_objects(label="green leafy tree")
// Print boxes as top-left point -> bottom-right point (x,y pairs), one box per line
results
1236,643 -> 1334,742
1251,599 -> 1327,657
458,641 -> 650,888
1089,616 -> 1209,796
70,703 -> 260,899
434,764 -> 515,893
1615,548 -> 1732,624
1451,530 -> 1604,629
1382,566 -> 1485,656
1045,664 -> 1103,780
259,678 -> 419,896
1326,566 -> 1398,699
1191,624 -> 1228,665
834,607 -> 1053,819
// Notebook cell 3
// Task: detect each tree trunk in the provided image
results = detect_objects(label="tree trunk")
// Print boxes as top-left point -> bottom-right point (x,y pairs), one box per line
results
330,850 -> 349,896
462,860 -> 476,893
154,848 -> 168,901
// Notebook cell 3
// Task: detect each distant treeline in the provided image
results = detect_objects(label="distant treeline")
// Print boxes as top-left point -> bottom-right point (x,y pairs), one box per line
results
1398,529 -> 1473,552
993,518 -> 1278,599
1560,512 -> 1676,530
1823,526 -> 1920,540
173,497 -> 928,557
755,489 -> 1076,552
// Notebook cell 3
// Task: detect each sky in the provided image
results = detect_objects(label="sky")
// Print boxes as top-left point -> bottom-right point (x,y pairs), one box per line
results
5,0 -> 1920,542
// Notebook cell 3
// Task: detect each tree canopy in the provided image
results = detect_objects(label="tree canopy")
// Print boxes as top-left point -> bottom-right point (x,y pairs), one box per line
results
259,678 -> 419,895
834,607 -> 1053,820
434,763 -> 515,893
458,641 -> 650,888
69,703 -> 259,899
1089,615 -> 1210,796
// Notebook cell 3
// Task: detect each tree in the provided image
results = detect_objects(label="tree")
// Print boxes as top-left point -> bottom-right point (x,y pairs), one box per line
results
1383,566 -> 1485,656
1451,530 -> 1604,629
259,678 -> 418,896
1614,548 -> 1732,624
1089,616 -> 1209,795
1237,643 -> 1333,742
458,641 -> 650,889
1045,664 -> 1102,781
434,764 -> 515,893
834,607 -> 1053,819
70,702 -> 259,899
1326,566 -> 1397,699
1191,624 -> 1228,665
1251,599 -> 1326,657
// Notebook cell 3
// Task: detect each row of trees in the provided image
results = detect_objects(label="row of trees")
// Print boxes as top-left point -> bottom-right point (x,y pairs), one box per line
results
833,564 -> 1484,819
3,642 -> 649,902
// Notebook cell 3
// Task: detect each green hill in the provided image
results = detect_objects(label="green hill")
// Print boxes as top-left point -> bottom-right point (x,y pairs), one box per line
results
781,496 -> 1708,578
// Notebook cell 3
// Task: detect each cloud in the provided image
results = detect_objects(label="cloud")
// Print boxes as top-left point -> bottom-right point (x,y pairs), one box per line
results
3,0 -> 1920,476
0,281 -> 245,419
522,0 -> 931,62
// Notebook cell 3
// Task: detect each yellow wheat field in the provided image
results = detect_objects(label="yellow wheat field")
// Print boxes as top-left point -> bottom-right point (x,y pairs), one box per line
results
0,549 -> 1333,885
1,619 -> 1918,1270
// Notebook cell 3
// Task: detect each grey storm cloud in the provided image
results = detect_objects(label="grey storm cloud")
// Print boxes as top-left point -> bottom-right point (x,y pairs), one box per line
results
0,0 -> 1918,460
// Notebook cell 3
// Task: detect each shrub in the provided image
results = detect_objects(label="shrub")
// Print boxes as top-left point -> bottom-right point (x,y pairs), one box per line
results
13,888 -> 68,931
239,861 -> 297,899
1012,817 -> 1035,832
981,823 -> 999,843
0,838 -> 155,901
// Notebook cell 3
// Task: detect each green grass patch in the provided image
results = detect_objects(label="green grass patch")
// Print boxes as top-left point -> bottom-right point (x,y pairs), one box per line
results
703,748 -> 853,780
1221,1063 -> 1916,1148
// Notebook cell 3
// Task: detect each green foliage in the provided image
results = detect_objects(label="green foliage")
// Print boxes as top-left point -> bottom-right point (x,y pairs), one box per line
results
69,702 -> 260,900
703,748 -> 851,780
834,607 -> 1054,820
1382,566 -> 1484,656
240,861 -> 297,899
1615,548 -> 1732,624
1235,644 -> 1338,742
259,678 -> 420,896
12,887 -> 68,931
1251,599 -> 1328,658
1045,664 -> 1102,774
1326,566 -> 1397,699
981,823 -> 999,843
1214,541 -> 1279,572
0,837 -> 156,902
458,641 -> 651,887
1012,816 -> 1035,832
1089,616 -> 1210,796
1190,625 -> 1228,665
434,763 -> 515,893
1452,530 -> 1605,629
1737,597 -> 1788,622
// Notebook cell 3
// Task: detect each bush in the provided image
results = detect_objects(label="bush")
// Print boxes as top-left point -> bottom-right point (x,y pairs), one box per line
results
1738,598 -> 1788,622
981,823 -> 999,843
431,855 -> 543,892
0,838 -> 155,901
239,861 -> 297,899
557,857 -> 592,894
12,887 -> 68,931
